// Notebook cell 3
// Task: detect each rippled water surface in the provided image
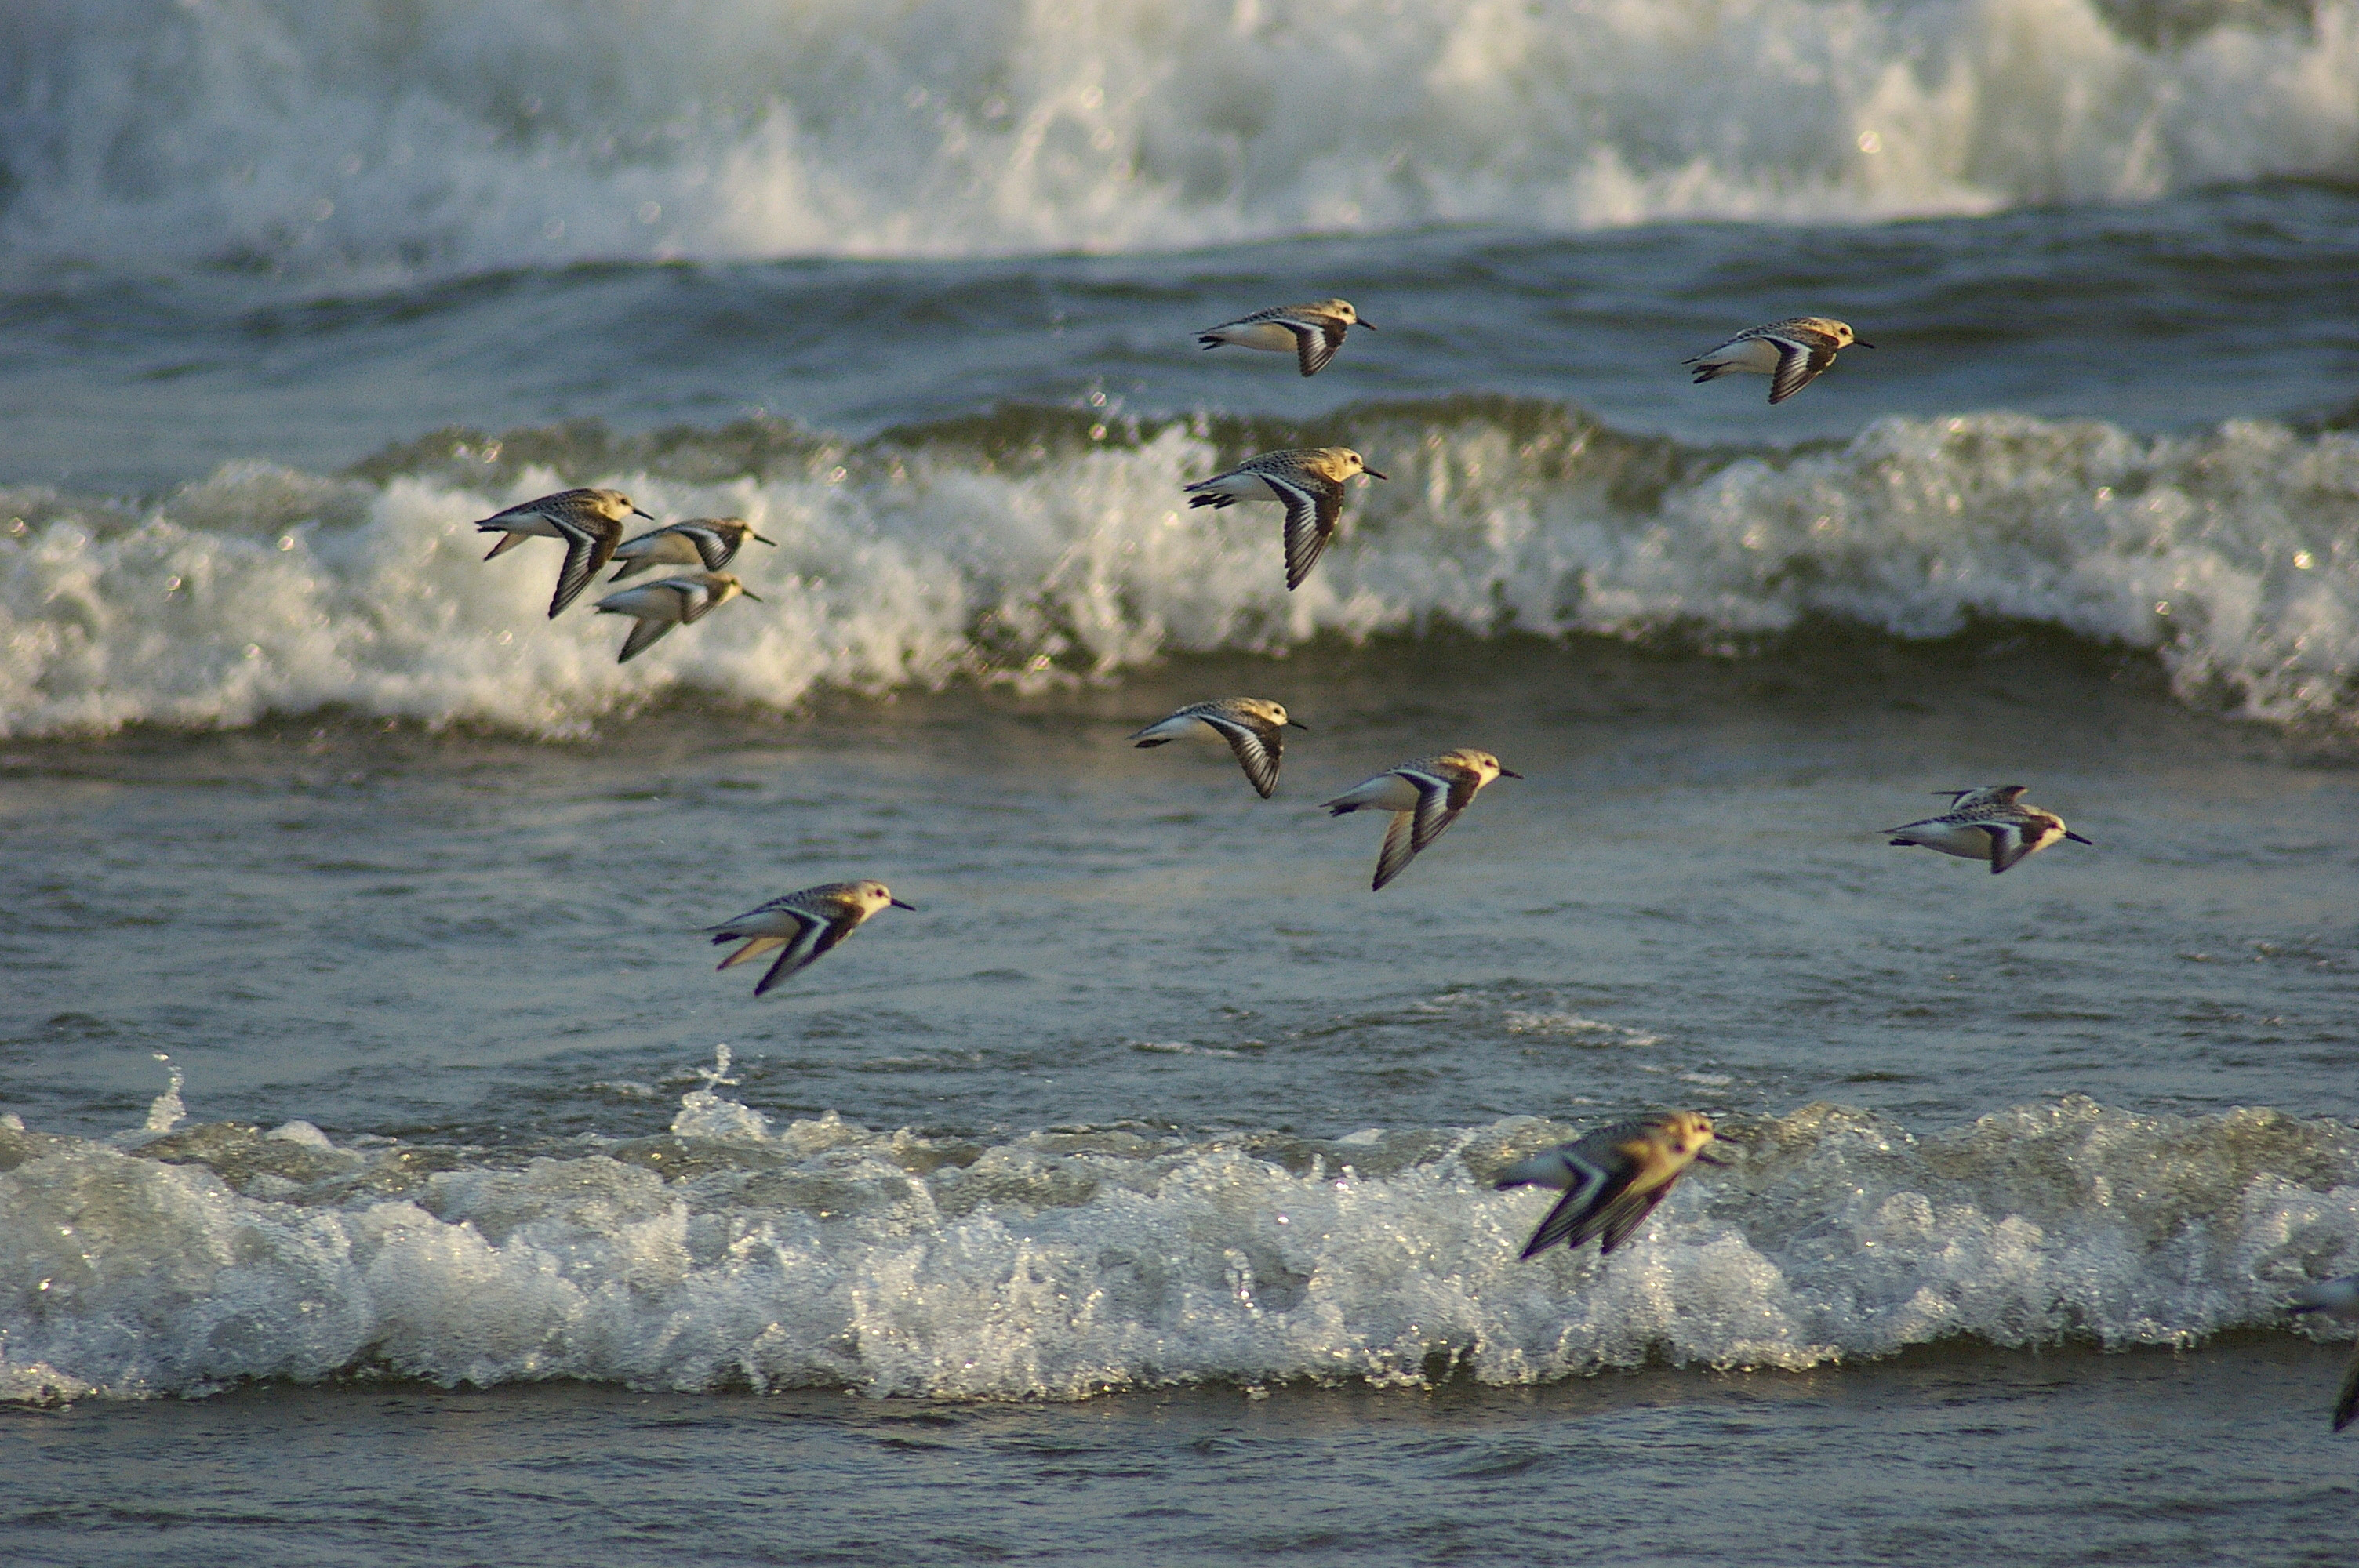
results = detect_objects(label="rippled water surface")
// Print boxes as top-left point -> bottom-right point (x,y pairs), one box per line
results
6,1348 -> 2353,1568
4,637 -> 2356,1142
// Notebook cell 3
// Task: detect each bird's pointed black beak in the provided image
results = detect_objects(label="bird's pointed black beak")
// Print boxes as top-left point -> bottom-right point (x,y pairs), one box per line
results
752,532 -> 778,546
1854,341 -> 1876,349
1288,720 -> 1310,731
634,506 -> 656,519
1499,768 -> 1524,779
2065,831 -> 2092,845
1356,318 -> 1376,331
1363,468 -> 1387,481
740,590 -> 765,602
890,898 -> 917,911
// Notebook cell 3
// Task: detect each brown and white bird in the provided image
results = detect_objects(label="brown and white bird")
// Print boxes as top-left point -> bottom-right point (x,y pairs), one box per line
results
1128,698 -> 1307,799
1495,1111 -> 1726,1260
1183,447 -> 1386,590
1319,748 -> 1518,890
608,517 -> 776,581
2289,1274 -> 2359,1432
1684,317 -> 1870,405
1196,298 -> 1374,377
474,488 -> 652,617
592,571 -> 759,663
1885,784 -> 2092,874
704,880 -> 915,996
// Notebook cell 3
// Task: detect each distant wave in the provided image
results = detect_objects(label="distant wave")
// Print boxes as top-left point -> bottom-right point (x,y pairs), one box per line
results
2,401 -> 2354,737
2,1062 -> 2354,1401
2,0 -> 2354,272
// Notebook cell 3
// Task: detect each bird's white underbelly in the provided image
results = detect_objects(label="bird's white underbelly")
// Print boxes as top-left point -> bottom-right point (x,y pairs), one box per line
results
1210,322 -> 1299,353
489,514 -> 568,538
1190,470 -> 1274,502
598,586 -> 692,622
1700,338 -> 1784,374
1893,822 -> 1995,859
1330,775 -> 1423,813
1132,713 -> 1209,744
615,533 -> 699,564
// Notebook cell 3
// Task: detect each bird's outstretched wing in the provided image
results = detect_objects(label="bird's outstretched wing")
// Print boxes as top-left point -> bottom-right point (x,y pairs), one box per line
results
1372,808 -> 1419,891
550,517 -> 623,617
1768,333 -> 1838,405
1291,316 -> 1349,377
1263,473 -> 1339,590
1202,711 -> 1284,797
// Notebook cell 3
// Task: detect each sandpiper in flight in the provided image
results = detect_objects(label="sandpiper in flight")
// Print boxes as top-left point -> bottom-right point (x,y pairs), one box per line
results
1320,748 -> 1518,890
1685,317 -> 1871,405
474,488 -> 652,617
1183,447 -> 1387,590
2290,1274 -> 2359,1432
1196,298 -> 1374,377
703,880 -> 916,996
593,571 -> 760,663
1494,1111 -> 1727,1259
1128,698 -> 1307,799
608,517 -> 776,581
1885,784 -> 2092,874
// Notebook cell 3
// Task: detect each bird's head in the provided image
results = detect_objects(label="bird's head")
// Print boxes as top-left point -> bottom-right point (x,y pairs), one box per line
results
591,488 -> 653,522
1656,1110 -> 1721,1166
856,880 -> 917,913
1232,697 -> 1303,732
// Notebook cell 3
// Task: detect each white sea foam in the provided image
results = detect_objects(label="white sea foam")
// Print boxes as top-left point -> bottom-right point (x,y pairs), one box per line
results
1,1079 -> 2353,1403
1,0 -> 2354,272
2,408 -> 2354,738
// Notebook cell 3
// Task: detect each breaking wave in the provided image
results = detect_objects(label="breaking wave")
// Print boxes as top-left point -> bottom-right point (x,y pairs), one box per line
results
2,401 -> 2356,738
2,1058 -> 2354,1401
2,0 -> 2354,273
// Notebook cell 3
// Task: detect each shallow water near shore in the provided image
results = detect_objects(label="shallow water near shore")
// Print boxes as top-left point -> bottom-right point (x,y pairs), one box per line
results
5,1345 -> 2354,1568
3,638 -> 2355,1422
5,632 -> 2356,1143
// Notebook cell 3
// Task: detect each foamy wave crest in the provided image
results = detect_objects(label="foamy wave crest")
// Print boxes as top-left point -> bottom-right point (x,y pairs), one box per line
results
2,0 -> 2354,270
2,1084 -> 2354,1402
2,405 -> 2356,737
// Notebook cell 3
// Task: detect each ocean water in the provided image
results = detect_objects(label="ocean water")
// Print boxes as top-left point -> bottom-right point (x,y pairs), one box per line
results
3,2 -> 2358,1563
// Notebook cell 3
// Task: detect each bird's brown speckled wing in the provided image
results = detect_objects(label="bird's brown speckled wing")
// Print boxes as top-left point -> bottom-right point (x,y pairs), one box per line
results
1203,711 -> 1283,797
1293,316 -> 1348,377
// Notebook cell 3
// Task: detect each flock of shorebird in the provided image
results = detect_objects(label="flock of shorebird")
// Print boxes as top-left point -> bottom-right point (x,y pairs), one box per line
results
459,302 -> 2354,1421
465,299 -> 2071,946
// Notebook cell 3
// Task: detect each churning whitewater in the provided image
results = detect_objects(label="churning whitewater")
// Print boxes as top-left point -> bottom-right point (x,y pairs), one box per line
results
3,1057 -> 2354,1403
2,0 -> 2355,274
2,405 -> 2355,738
